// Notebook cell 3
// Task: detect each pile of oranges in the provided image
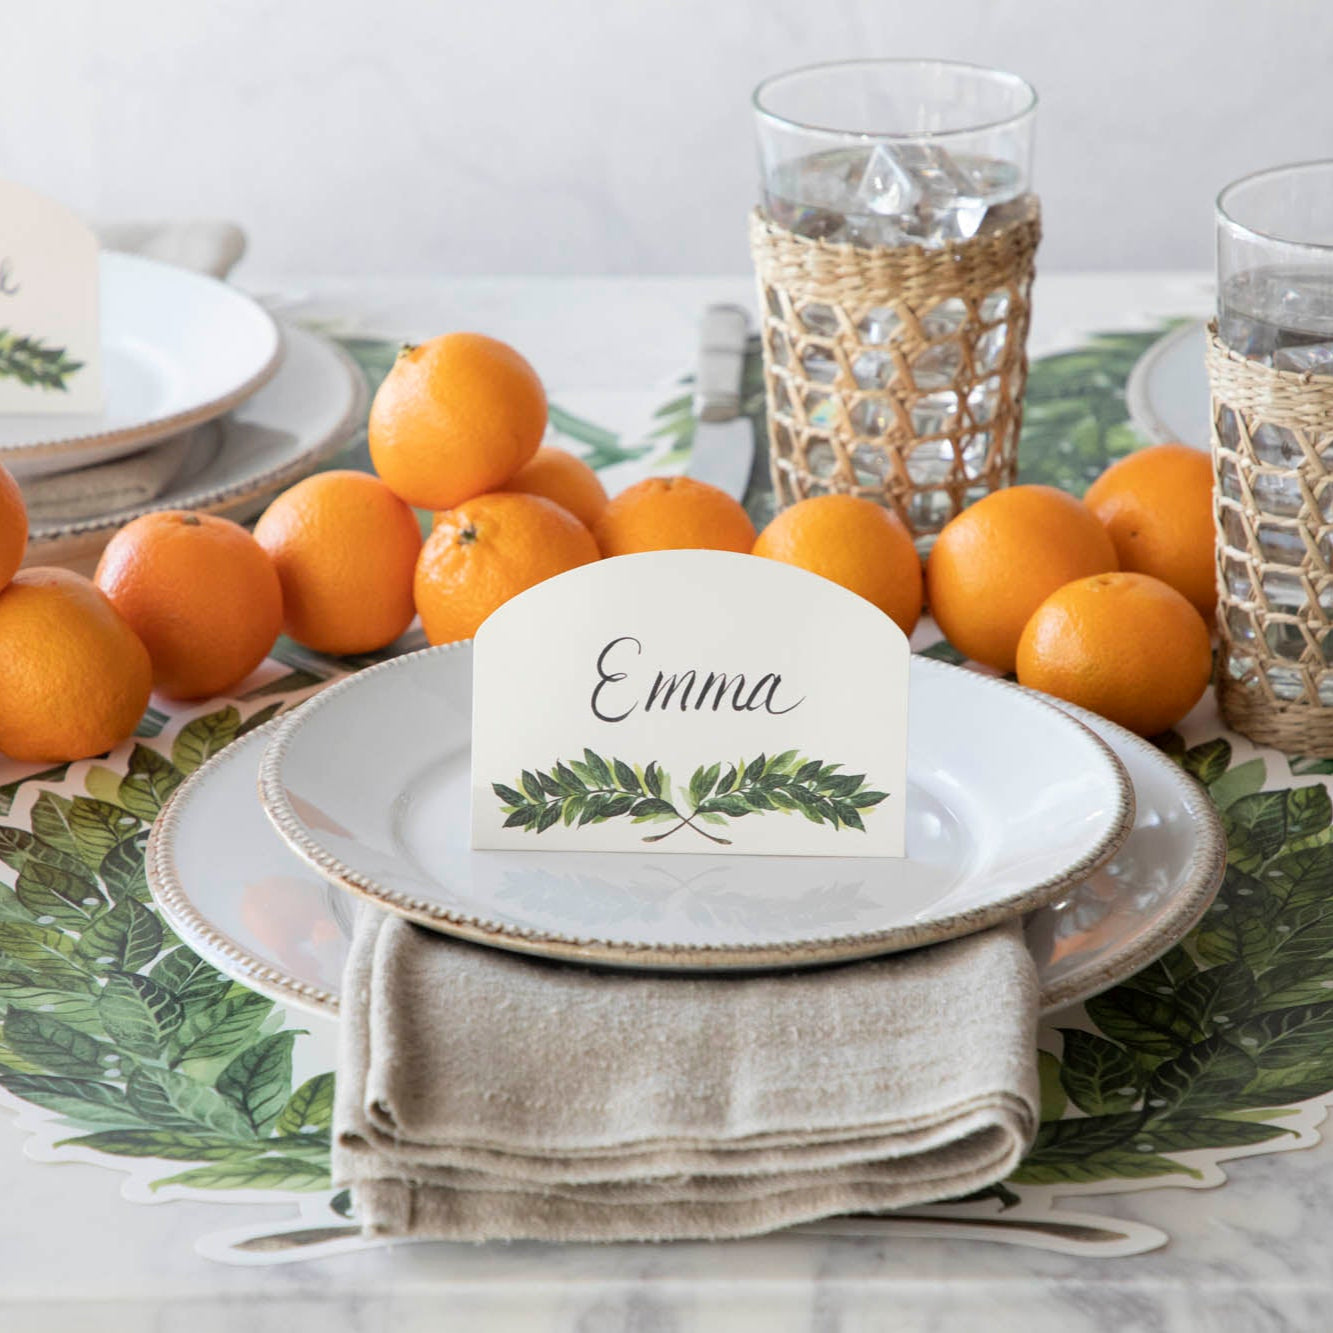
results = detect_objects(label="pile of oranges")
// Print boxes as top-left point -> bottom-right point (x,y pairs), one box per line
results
0,328 -> 1218,765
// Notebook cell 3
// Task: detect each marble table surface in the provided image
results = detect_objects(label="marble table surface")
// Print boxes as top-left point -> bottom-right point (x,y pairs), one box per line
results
6,269 -> 1327,1333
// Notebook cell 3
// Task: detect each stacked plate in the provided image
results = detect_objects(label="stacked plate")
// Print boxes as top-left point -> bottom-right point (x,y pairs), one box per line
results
145,647 -> 1226,1017
8,252 -> 366,570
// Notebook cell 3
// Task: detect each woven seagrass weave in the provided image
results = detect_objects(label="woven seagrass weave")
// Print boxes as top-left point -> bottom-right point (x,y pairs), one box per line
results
749,197 -> 1041,545
1208,322 -> 1333,753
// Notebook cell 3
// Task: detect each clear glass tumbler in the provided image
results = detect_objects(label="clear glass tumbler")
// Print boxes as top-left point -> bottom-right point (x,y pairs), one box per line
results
750,60 -> 1039,544
753,59 -> 1037,250
1213,161 -> 1333,725
1218,161 -> 1333,370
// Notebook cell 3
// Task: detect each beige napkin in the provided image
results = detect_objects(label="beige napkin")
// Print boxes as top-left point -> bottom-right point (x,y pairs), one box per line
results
94,220 -> 246,280
21,431 -> 208,522
333,909 -> 1040,1242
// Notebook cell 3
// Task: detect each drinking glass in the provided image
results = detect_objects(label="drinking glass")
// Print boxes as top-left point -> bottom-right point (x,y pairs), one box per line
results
753,59 -> 1037,251
1218,161 -> 1333,369
1212,161 -> 1333,736
750,60 -> 1039,545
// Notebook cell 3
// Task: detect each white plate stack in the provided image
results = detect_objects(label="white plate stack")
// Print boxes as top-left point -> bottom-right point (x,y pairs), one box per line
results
6,253 -> 366,572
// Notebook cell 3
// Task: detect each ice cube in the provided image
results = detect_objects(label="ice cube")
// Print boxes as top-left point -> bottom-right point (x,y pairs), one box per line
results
803,388 -> 835,429
800,345 -> 838,385
1257,522 -> 1304,565
1274,342 -> 1333,376
1252,471 -> 1303,517
967,378 -> 1000,426
1226,606 -> 1257,644
906,441 -> 953,485
1262,570 -> 1306,611
851,349 -> 894,390
975,324 -> 1009,374
1266,664 -> 1305,701
855,143 -> 924,217
798,303 -> 839,337
911,390 -> 959,436
912,342 -> 963,390
804,440 -> 839,480
980,289 -> 1012,323
851,399 -> 891,439
921,297 -> 967,340
857,306 -> 901,345
1252,422 -> 1301,466
1224,556 -> 1253,599
852,444 -> 890,485
961,431 -> 991,477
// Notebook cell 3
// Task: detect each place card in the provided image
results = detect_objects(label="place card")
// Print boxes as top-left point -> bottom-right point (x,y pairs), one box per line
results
0,179 -> 102,415
471,549 -> 908,857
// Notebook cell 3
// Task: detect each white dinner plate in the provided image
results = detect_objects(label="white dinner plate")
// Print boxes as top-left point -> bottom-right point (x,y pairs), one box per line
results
254,646 -> 1135,971
146,696 -> 1220,1016
23,324 -> 366,573
1124,320 -> 1211,449
0,252 -> 282,478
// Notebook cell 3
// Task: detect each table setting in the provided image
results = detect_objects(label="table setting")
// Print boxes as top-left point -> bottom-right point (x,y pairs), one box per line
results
4,44 -> 1333,1331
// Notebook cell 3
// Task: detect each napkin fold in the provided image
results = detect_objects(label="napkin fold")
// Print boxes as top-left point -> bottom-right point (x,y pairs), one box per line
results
333,909 -> 1040,1242
21,430 -> 211,522
94,220 -> 247,280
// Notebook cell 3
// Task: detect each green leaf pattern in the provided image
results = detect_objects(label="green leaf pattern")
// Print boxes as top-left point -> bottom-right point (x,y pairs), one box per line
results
0,699 -> 333,1194
495,748 -> 888,846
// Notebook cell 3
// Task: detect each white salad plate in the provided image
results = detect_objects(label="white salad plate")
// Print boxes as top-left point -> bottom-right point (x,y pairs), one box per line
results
145,693 -> 1221,1016
251,646 -> 1135,971
24,324 -> 366,573
1124,320 -> 1211,450
0,252 -> 282,478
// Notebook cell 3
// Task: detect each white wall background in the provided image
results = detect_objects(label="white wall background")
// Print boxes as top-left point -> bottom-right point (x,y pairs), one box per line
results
4,0 -> 1331,278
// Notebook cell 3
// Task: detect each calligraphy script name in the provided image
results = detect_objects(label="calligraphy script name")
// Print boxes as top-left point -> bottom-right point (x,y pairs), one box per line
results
591,636 -> 804,724
0,258 -> 18,297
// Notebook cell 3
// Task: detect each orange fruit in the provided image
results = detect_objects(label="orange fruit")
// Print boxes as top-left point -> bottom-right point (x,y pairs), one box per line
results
593,476 -> 755,557
255,470 -> 422,656
926,485 -> 1118,672
1083,443 -> 1216,621
0,463 -> 26,590
752,494 -> 923,636
414,492 -> 599,644
95,511 -> 282,699
0,568 -> 151,762
501,446 -> 608,529
368,333 -> 547,510
1017,571 -> 1213,736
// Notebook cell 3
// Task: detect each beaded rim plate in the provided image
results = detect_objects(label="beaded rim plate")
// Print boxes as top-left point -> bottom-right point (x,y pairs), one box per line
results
1124,319 -> 1211,449
23,325 -> 366,572
0,252 -> 282,477
145,695 -> 1220,1015
251,646 -> 1135,971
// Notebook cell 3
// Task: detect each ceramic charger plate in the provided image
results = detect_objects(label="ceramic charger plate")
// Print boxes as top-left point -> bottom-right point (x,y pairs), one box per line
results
250,647 -> 1135,970
23,324 -> 366,573
0,252 -> 282,478
145,688 -> 1222,1016
1124,320 -> 1212,449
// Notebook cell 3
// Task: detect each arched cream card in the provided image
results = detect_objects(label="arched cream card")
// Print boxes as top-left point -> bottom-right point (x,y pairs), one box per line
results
472,550 -> 909,857
0,180 -> 102,415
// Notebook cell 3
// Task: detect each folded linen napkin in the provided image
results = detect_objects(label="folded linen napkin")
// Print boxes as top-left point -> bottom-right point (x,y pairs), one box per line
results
21,430 -> 208,522
94,220 -> 246,280
333,908 -> 1040,1242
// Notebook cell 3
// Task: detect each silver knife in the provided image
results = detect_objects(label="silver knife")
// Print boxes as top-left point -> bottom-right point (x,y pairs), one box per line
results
687,304 -> 755,500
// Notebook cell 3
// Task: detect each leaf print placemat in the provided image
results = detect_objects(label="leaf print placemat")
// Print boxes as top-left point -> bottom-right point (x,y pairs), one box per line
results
6,321 -> 1333,1266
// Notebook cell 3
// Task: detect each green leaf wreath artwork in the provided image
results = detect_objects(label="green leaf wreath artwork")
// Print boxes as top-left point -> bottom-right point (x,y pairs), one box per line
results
494,748 -> 888,846
0,329 -> 83,391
